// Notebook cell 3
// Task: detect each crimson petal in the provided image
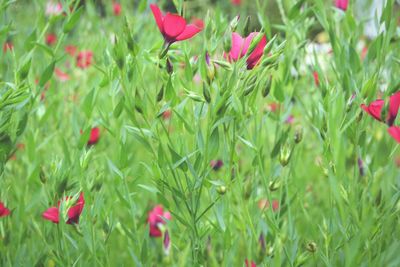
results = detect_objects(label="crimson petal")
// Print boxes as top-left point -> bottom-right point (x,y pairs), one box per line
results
150,4 -> 164,34
42,207 -> 60,223
176,24 -> 202,41
388,126 -> 400,143
163,13 -> 186,40
388,91 -> 400,126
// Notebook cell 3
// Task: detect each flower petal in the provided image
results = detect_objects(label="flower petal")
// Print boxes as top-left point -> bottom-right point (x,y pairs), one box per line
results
176,24 -> 202,41
163,13 -> 186,40
67,192 -> 85,224
150,4 -> 164,34
42,207 -> 60,223
388,126 -> 400,143
242,32 -> 258,57
229,32 -> 245,61
388,91 -> 400,126
360,99 -> 384,122
247,35 -> 267,69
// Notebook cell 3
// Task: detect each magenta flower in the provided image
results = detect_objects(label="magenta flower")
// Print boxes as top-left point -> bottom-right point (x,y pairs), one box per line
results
42,193 -> 85,224
388,126 -> 400,143
147,205 -> 171,237
150,4 -> 202,45
245,259 -> 257,267
210,159 -> 223,171
227,32 -> 267,69
361,91 -> 400,126
335,0 -> 349,11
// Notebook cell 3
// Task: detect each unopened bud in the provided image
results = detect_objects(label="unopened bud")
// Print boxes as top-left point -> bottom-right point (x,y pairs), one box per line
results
230,15 -> 240,32
156,86 -> 164,102
247,32 -> 264,56
294,127 -> 303,144
262,76 -> 272,97
223,36 -> 231,53
357,157 -> 365,177
217,185 -> 226,195
203,83 -> 211,103
263,35 -> 277,56
279,143 -> 292,167
39,167 -> 47,184
269,179 -> 281,191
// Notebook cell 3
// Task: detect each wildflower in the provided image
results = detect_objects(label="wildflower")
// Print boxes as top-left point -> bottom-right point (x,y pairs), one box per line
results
87,127 -> 100,146
0,202 -> 11,217
360,91 -> 400,126
113,2 -> 121,16
42,192 -> 85,224
388,126 -> 400,143
147,205 -> 171,237
232,0 -> 242,5
163,230 -> 171,254
54,68 -> 70,82
162,109 -> 172,120
150,4 -> 203,45
46,33 -> 57,46
335,0 -> 348,11
210,159 -> 223,171
76,51 -> 93,69
357,157 -> 365,176
245,259 -> 257,267
258,199 -> 279,212
226,32 -> 267,69
191,17 -> 205,30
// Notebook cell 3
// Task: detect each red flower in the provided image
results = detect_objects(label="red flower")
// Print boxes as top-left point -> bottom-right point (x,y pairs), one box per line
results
388,126 -> 400,143
147,205 -> 171,237
3,42 -> 13,53
361,91 -> 400,126
88,127 -> 100,146
65,45 -> 77,56
42,192 -> 85,224
46,33 -> 57,46
76,51 -> 93,69
227,32 -> 267,69
113,2 -> 121,16
313,71 -> 320,87
0,202 -> 11,217
232,0 -> 242,5
245,259 -> 257,267
55,68 -> 70,82
162,109 -> 172,120
335,0 -> 348,11
191,17 -> 205,30
150,4 -> 202,44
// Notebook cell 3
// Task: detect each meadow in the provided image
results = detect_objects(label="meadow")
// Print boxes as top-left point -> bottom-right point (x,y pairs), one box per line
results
1,0 -> 400,266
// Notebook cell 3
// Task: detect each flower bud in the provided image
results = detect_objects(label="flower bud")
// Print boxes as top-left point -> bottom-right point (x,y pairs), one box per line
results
203,83 -> 211,103
157,86 -> 164,102
163,230 -> 171,255
306,241 -> 317,253
263,35 -> 277,56
247,32 -> 264,56
230,15 -> 240,32
279,143 -> 292,167
262,76 -> 272,97
39,167 -> 47,184
217,185 -> 226,195
357,157 -> 365,177
294,127 -> 303,144
223,36 -> 231,53
269,179 -> 281,191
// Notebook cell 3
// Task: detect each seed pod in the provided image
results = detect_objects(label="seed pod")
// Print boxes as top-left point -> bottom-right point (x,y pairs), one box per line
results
230,15 -> 240,32
156,86 -> 164,102
279,143 -> 292,167
269,179 -> 281,191
294,127 -> 303,144
306,241 -> 317,253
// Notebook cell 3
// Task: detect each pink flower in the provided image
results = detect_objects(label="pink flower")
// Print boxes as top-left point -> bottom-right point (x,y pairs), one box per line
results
113,2 -> 121,16
245,259 -> 257,267
45,1 -> 63,16
227,32 -> 267,69
162,109 -> 172,120
388,126 -> 400,143
76,51 -> 93,69
210,159 -> 223,171
0,202 -> 11,217
46,33 -> 57,46
147,205 -> 171,237
232,0 -> 242,5
55,68 -> 70,82
150,4 -> 202,44
42,193 -> 85,224
361,91 -> 400,126
335,0 -> 348,11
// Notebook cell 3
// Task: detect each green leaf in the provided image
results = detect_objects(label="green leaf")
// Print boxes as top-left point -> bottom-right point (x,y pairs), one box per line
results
63,7 -> 83,33
39,61 -> 55,87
